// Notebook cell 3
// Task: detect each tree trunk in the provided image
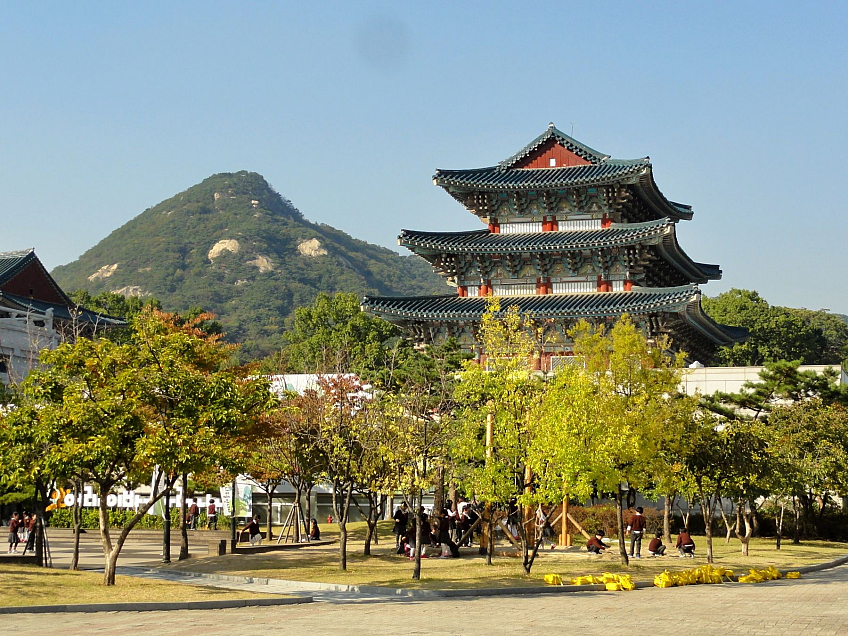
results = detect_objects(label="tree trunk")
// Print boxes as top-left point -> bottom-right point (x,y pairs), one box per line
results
523,528 -> 545,575
104,549 -> 119,586
339,523 -> 347,570
374,495 -> 384,545
433,466 -> 445,513
486,506 -> 494,566
737,500 -> 753,556
719,505 -> 735,543
776,501 -> 785,550
792,495 -> 801,544
412,497 -> 423,580
362,492 -> 378,556
162,485 -> 171,563
615,485 -> 629,566
266,485 -> 274,542
698,487 -> 714,564
97,484 -> 116,586
305,484 -> 313,540
663,493 -> 673,543
99,473 -> 169,585
178,472 -> 189,560
335,482 -> 353,571
71,479 -> 82,571
518,505 -> 530,574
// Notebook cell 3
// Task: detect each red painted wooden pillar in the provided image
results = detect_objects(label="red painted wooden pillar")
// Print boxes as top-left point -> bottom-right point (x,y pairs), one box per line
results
601,214 -> 612,228
624,280 -> 633,292
458,286 -> 467,297
488,220 -> 500,234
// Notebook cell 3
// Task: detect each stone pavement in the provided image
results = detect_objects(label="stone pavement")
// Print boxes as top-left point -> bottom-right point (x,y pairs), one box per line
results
41,528 -> 227,569
9,564 -> 848,634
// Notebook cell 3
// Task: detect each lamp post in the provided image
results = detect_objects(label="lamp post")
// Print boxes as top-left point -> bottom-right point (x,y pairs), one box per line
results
229,475 -> 237,553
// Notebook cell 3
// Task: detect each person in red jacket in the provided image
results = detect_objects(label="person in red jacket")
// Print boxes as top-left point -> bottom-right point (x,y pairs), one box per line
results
7,512 -> 21,554
676,528 -> 696,557
586,530 -> 609,554
626,506 -> 647,559
648,532 -> 666,556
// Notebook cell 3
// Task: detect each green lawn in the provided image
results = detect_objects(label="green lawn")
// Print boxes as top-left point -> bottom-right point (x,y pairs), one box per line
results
163,520 -> 847,590
0,564 -> 278,607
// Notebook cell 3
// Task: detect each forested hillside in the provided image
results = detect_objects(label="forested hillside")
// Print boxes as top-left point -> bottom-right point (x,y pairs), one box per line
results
52,171 -> 447,359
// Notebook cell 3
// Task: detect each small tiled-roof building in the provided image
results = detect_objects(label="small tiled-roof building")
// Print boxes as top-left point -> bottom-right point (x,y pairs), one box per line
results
362,124 -> 747,367
0,248 -> 124,384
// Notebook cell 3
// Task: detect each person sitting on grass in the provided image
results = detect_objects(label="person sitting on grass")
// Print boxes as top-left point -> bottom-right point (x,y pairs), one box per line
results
648,532 -> 666,556
586,529 -> 609,554
309,518 -> 320,541
242,515 -> 263,546
676,528 -> 695,557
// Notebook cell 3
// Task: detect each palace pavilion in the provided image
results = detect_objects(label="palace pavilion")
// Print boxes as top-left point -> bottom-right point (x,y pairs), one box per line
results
361,124 -> 747,368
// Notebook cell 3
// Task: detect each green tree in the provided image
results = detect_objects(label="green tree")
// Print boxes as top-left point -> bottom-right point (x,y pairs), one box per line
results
273,292 -> 403,375
308,375 -> 372,571
532,316 -> 688,566
767,400 -> 848,539
386,342 -> 463,580
702,359 -> 848,422
702,289 -> 828,365
0,308 -> 270,585
787,308 -> 848,364
452,299 -> 545,573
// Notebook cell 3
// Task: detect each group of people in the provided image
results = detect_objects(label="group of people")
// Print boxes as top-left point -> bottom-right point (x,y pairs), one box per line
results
183,501 -> 219,530
392,500 -> 481,560
6,511 -> 37,555
586,507 -> 697,559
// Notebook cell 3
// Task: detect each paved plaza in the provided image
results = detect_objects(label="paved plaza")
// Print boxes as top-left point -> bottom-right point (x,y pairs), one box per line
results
9,562 -> 848,634
40,528 -> 224,569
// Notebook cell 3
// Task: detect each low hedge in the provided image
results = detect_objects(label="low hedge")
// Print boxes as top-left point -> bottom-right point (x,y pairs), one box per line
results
47,508 -> 231,530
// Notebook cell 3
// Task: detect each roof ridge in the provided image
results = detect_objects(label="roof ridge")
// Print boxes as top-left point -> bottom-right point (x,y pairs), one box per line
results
0,248 -> 35,258
498,124 -> 611,168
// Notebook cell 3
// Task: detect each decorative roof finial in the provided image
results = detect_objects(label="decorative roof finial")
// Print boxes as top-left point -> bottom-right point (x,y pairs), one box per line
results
548,121 -> 555,129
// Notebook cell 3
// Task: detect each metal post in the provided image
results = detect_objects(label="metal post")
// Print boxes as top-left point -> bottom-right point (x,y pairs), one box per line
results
230,475 -> 237,553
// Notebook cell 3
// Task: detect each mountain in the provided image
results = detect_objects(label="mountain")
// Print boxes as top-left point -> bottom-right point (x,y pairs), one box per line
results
51,171 -> 448,358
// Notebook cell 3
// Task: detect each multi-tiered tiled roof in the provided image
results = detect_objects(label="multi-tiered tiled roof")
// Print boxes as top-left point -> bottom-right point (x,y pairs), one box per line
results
362,124 -> 746,364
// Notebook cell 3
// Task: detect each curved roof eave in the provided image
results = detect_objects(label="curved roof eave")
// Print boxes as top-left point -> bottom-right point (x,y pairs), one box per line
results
656,227 -> 722,284
681,296 -> 749,347
398,219 -> 674,254
633,169 -> 694,221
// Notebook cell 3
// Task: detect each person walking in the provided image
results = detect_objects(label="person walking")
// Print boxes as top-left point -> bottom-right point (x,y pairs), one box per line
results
627,506 -> 647,559
21,513 -> 37,555
206,501 -> 218,530
188,501 -> 199,530
392,502 -> 409,547
7,512 -> 21,554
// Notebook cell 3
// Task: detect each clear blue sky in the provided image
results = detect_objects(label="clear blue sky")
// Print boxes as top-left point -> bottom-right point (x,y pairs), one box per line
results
2,1 -> 846,312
